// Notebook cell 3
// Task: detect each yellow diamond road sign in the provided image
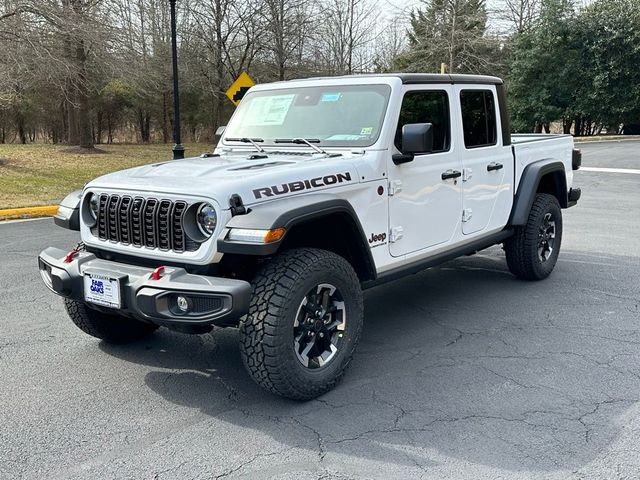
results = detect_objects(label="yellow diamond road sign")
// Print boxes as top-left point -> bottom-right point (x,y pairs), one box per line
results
226,72 -> 255,107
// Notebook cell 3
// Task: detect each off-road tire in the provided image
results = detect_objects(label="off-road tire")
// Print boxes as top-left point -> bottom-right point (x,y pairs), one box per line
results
64,298 -> 158,343
505,193 -> 563,280
239,248 -> 364,400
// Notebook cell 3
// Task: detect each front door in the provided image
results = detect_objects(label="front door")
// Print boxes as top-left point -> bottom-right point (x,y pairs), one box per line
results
388,86 -> 463,257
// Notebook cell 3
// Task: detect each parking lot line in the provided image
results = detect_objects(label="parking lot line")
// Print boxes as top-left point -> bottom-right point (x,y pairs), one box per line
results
581,167 -> 640,174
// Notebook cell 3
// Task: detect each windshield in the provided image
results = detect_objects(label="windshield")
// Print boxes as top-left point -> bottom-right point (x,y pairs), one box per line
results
223,84 -> 391,148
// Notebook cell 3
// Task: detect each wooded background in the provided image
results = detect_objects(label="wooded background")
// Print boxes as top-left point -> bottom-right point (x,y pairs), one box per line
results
1,0 -> 638,148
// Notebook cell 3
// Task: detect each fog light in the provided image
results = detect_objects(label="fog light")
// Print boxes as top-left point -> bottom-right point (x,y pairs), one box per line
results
39,263 -> 53,289
176,296 -> 190,313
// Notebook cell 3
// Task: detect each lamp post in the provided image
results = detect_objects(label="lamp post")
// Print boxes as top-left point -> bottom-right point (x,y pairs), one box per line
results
169,0 -> 184,159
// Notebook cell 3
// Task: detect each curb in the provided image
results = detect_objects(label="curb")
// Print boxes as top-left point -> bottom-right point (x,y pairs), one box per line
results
0,205 -> 58,221
574,136 -> 640,143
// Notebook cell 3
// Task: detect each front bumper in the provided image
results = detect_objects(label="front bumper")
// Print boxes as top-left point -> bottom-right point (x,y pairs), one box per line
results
37,247 -> 251,327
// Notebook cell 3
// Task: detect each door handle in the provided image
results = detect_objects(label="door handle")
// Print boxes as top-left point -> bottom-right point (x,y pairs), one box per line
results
441,169 -> 462,180
487,162 -> 504,172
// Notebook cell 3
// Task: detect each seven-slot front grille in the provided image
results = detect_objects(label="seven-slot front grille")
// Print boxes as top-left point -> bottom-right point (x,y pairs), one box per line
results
95,194 -> 198,252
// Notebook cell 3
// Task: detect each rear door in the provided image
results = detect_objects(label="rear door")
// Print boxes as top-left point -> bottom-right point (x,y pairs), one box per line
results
454,87 -> 513,235
388,86 -> 462,257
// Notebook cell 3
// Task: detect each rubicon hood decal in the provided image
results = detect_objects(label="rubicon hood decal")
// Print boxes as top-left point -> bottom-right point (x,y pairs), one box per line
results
253,172 -> 352,199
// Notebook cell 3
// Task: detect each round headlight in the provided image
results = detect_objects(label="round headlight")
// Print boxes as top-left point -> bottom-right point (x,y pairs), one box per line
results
197,203 -> 217,236
89,193 -> 99,220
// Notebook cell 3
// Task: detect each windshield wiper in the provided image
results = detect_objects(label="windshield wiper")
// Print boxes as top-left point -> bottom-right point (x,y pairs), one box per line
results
225,137 -> 265,153
275,138 -> 327,154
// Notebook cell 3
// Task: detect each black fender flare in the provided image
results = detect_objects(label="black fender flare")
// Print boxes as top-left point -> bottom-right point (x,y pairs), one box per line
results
217,193 -> 376,278
510,159 -> 567,226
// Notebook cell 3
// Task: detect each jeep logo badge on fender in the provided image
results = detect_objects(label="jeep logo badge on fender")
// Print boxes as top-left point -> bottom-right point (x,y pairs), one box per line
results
369,232 -> 387,244
253,172 -> 352,199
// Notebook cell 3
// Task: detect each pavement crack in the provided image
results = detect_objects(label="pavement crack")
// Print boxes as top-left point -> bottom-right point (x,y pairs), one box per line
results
291,417 -> 326,462
213,450 -> 284,479
481,366 -> 539,390
152,461 -> 187,479
372,390 -> 408,429
576,398 -> 635,444
573,331 -> 640,346
444,331 -> 463,346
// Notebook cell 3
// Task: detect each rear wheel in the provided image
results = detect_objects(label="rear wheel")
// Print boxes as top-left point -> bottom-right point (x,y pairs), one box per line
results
239,248 -> 363,400
64,298 -> 158,343
505,193 -> 563,280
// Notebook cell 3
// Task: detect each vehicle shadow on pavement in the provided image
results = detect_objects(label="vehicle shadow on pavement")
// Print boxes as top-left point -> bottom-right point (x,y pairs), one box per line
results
99,248 -> 640,477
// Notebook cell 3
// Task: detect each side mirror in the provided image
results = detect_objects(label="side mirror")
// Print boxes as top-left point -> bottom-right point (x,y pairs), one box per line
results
392,123 -> 434,165
214,126 -> 226,146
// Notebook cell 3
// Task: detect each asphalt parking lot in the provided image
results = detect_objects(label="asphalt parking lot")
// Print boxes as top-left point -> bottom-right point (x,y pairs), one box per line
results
1,140 -> 639,480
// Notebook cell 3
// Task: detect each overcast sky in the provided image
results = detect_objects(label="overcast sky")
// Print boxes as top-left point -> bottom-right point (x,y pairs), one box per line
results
382,0 -> 421,17
382,0 -> 593,17
379,0 -> 594,35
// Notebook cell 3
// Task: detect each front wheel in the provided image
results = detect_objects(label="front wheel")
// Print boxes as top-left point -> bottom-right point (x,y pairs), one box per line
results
64,298 -> 158,343
239,248 -> 364,400
505,193 -> 563,280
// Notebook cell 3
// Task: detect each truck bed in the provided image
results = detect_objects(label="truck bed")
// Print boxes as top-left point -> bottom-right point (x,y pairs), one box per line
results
512,134 -> 575,190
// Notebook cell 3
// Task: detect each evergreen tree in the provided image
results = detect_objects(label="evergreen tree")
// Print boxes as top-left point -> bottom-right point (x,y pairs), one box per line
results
574,0 -> 640,134
396,0 -> 500,74
508,0 -> 640,134
507,0 -> 580,132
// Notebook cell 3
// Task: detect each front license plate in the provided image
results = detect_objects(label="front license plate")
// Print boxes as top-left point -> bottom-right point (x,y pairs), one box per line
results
83,273 -> 121,309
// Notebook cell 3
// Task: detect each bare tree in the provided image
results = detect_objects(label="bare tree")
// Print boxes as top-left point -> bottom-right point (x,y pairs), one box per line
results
321,0 -> 379,74
495,0 -> 540,34
372,14 -> 406,72
0,0 -> 113,147
189,0 -> 264,129
262,0 -> 314,80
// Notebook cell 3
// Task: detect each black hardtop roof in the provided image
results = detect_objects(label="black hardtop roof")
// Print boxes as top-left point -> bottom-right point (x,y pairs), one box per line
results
293,73 -> 503,85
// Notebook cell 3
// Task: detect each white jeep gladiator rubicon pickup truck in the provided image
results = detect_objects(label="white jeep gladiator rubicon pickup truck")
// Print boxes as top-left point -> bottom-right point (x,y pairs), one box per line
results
38,74 -> 581,400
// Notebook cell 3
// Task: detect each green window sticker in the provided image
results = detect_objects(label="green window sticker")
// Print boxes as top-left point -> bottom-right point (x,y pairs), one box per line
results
360,127 -> 373,135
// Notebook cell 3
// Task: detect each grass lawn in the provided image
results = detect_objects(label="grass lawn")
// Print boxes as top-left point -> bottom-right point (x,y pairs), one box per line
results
0,143 -> 211,209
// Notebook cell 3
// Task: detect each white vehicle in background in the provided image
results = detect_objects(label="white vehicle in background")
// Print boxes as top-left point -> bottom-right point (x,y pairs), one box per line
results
39,73 -> 581,399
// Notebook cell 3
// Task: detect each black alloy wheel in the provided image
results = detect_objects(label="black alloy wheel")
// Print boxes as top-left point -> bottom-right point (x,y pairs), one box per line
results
293,283 -> 346,369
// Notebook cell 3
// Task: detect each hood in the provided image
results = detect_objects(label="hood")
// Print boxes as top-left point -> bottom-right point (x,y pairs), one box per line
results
85,151 -> 365,208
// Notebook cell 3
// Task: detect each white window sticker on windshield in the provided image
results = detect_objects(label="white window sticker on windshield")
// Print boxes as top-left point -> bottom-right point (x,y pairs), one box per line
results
246,94 -> 295,126
325,134 -> 365,141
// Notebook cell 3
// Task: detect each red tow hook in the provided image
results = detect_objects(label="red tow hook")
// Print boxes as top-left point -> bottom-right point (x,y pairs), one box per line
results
151,266 -> 165,281
64,248 -> 79,263
64,242 -> 85,263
